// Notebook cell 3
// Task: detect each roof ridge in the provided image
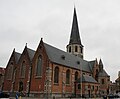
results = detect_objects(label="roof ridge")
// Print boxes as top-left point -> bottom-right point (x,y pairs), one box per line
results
43,42 -> 91,72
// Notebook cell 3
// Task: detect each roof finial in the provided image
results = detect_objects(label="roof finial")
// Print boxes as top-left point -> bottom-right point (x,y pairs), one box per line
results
74,2 -> 76,10
13,48 -> 15,51
41,38 -> 43,41
26,43 -> 27,47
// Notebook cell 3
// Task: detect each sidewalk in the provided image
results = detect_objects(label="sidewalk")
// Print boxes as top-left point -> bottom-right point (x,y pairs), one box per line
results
10,97 -> 103,99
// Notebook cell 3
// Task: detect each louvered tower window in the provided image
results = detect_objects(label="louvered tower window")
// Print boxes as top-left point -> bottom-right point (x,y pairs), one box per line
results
75,46 -> 78,52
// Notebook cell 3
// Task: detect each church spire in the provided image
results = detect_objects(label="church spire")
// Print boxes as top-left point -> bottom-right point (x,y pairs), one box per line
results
69,7 -> 83,46
99,59 -> 103,71
67,7 -> 84,59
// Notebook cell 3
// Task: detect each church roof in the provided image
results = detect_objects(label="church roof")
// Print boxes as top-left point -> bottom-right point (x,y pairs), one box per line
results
27,48 -> 35,61
99,59 -> 103,66
44,42 -> 90,72
76,75 -> 98,83
98,69 -> 110,77
14,52 -> 21,63
69,7 -> 83,46
89,60 -> 96,72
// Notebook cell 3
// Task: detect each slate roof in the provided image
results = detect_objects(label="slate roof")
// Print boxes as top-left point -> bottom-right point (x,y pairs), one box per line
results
89,60 -> 95,72
99,59 -> 103,66
44,43 -> 91,72
27,48 -> 35,61
98,69 -> 110,77
69,7 -> 83,46
76,75 -> 98,83
15,52 -> 21,63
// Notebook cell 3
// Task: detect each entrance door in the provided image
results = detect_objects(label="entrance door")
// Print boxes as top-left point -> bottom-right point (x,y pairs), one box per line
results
19,81 -> 23,92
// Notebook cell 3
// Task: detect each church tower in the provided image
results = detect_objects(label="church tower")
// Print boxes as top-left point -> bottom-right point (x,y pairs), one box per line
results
67,8 -> 84,59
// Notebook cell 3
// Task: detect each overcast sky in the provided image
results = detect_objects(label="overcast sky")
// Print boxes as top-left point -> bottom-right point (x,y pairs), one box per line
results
0,0 -> 120,82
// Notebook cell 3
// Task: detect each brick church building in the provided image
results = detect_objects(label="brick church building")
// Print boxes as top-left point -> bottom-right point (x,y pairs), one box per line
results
3,8 -> 110,98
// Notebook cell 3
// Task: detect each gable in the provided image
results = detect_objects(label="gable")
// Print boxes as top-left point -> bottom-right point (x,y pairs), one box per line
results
18,46 -> 35,64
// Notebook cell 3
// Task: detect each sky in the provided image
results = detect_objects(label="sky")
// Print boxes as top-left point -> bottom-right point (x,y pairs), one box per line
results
0,0 -> 120,82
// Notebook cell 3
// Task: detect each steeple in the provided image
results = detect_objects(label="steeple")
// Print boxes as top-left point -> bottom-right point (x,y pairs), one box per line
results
99,59 -> 103,71
67,7 -> 84,59
69,7 -> 83,46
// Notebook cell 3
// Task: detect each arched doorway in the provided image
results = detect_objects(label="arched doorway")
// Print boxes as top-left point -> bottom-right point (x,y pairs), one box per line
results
19,81 -> 23,92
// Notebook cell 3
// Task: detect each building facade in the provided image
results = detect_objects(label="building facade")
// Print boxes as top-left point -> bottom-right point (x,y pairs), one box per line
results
115,71 -> 120,94
0,67 -> 5,91
3,8 -> 110,98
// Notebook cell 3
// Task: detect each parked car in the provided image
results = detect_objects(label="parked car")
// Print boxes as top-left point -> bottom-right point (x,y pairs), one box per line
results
107,94 -> 115,98
0,92 -> 10,98
108,94 -> 120,98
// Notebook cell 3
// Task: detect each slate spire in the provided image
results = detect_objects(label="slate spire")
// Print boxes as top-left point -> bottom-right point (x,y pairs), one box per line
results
99,59 -> 103,71
67,7 -> 84,58
69,7 -> 83,46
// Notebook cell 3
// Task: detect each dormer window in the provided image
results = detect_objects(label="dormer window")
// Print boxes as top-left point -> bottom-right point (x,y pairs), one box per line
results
77,61 -> 80,64
61,55 -> 65,60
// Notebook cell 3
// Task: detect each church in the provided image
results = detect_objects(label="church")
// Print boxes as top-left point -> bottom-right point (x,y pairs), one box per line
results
3,8 -> 110,98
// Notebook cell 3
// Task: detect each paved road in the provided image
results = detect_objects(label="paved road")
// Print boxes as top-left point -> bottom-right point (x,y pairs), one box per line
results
9,97 -> 103,99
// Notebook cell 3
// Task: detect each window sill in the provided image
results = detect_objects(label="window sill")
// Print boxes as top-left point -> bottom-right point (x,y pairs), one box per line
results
54,83 -> 59,86
66,84 -> 71,86
20,76 -> 25,79
35,76 -> 42,79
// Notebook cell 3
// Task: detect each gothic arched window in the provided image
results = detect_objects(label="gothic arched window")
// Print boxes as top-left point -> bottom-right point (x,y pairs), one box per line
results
36,55 -> 42,76
66,69 -> 70,84
21,61 -> 26,77
54,67 -> 59,83
78,84 -> 81,89
75,71 -> 78,81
